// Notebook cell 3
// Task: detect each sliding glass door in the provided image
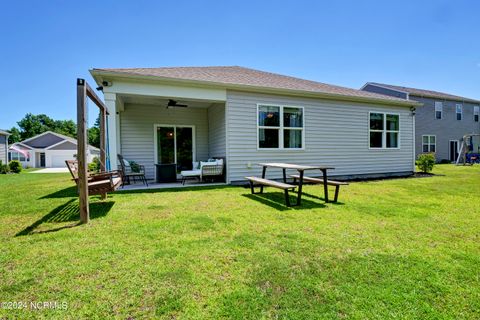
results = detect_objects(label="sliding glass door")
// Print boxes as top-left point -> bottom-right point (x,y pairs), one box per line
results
156,125 -> 194,172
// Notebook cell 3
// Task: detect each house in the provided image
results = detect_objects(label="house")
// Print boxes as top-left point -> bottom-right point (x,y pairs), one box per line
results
361,83 -> 480,162
0,129 -> 9,164
9,131 -> 99,168
90,66 -> 420,183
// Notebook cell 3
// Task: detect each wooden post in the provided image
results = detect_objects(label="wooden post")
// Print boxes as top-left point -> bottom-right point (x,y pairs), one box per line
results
77,79 -> 89,223
99,109 -> 107,172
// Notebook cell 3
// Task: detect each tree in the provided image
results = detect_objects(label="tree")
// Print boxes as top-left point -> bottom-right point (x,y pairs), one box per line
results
88,113 -> 101,148
15,113 -> 77,141
7,127 -> 21,144
54,119 -> 76,137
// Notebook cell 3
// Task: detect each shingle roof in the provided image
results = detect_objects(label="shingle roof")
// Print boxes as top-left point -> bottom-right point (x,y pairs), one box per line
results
91,66 -> 416,105
0,129 -> 9,136
365,82 -> 480,104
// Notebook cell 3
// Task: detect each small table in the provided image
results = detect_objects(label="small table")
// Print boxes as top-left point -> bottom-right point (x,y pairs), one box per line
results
155,163 -> 177,183
258,163 -> 335,204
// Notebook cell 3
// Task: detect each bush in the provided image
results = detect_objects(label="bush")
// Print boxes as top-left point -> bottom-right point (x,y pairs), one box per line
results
88,156 -> 101,173
439,159 -> 451,164
8,160 -> 22,173
0,160 -> 9,174
416,153 -> 435,173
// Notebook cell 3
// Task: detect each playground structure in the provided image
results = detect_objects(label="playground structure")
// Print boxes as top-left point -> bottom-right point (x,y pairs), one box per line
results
456,134 -> 480,165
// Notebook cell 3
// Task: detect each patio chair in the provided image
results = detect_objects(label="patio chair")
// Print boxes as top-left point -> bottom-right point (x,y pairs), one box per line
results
117,154 -> 148,186
180,158 -> 224,185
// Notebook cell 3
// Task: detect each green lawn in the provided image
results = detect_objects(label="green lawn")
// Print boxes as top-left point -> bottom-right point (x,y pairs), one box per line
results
1,165 -> 479,319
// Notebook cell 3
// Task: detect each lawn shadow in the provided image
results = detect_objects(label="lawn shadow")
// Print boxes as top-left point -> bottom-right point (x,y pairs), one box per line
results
297,191 -> 345,206
243,192 -> 325,211
15,199 -> 114,236
114,184 -> 234,195
38,186 -> 78,199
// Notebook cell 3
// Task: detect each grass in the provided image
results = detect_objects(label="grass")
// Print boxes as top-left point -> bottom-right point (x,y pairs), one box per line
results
1,165 -> 479,319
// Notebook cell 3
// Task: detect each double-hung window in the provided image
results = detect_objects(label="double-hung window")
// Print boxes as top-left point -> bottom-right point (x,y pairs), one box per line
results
258,105 -> 303,149
9,151 -> 26,161
422,135 -> 436,153
369,112 -> 400,149
456,104 -> 463,120
434,102 -> 443,119
474,106 -> 479,122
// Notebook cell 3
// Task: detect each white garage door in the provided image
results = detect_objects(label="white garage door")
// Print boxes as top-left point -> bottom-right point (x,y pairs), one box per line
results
51,154 -> 75,168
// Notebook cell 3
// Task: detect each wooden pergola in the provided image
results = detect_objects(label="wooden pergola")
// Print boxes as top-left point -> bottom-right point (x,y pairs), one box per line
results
76,78 -> 108,223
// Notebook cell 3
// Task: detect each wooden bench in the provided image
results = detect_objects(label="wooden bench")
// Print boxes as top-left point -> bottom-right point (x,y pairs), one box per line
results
245,176 -> 297,206
290,175 -> 348,203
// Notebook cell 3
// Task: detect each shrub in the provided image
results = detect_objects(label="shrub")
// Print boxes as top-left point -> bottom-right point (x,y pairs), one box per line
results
0,160 -> 9,174
8,160 -> 22,173
416,153 -> 435,173
88,156 -> 101,173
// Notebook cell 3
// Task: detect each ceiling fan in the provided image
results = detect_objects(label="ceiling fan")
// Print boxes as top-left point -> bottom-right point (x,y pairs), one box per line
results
166,99 -> 188,108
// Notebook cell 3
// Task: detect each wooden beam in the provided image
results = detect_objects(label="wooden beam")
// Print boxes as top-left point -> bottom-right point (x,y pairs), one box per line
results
85,82 -> 109,114
77,78 -> 89,223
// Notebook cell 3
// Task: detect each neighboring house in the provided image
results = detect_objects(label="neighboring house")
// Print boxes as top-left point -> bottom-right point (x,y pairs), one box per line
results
361,83 -> 480,162
9,131 -> 99,168
90,66 -> 420,183
0,129 -> 9,164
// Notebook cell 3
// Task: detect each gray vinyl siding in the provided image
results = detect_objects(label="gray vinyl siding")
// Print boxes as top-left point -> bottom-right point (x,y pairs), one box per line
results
207,103 -> 226,158
226,90 -> 414,183
120,104 -> 209,179
361,84 -> 480,160
413,96 -> 480,161
362,84 -> 408,100
0,135 -> 7,164
49,141 -> 77,150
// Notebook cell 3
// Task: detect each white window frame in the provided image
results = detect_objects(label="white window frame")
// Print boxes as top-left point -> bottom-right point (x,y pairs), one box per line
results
368,111 -> 401,150
456,104 -> 463,120
422,135 -> 436,153
257,104 -> 305,150
434,101 -> 443,120
9,151 -> 26,162
474,106 -> 479,122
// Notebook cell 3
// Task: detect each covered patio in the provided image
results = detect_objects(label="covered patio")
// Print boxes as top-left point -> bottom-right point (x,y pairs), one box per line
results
99,85 -> 227,184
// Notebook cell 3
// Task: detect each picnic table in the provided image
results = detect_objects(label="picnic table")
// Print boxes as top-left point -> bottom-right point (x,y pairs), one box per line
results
257,162 -> 335,205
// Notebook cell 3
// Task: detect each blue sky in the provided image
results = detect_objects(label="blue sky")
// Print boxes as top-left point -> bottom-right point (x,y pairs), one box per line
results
1,0 -> 479,129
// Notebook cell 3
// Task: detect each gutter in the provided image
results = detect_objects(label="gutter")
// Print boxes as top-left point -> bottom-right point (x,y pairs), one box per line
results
90,70 -> 422,108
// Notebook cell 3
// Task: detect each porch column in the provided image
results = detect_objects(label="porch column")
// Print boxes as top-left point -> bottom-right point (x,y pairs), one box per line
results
104,93 -> 118,170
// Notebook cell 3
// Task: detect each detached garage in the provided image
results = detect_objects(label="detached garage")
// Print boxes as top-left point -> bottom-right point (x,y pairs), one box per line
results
9,131 -> 99,168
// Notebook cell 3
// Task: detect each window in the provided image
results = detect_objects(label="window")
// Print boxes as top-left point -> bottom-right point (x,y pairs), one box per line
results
258,105 -> 303,149
369,112 -> 400,149
434,102 -> 443,119
9,151 -> 26,161
456,104 -> 463,120
422,135 -> 436,153
474,106 -> 479,122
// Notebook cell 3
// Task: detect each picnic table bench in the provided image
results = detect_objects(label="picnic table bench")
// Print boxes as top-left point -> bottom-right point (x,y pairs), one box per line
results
245,176 -> 297,206
245,163 -> 336,206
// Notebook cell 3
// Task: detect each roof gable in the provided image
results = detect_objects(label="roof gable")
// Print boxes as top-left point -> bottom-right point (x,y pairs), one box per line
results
22,132 -> 65,148
47,140 -> 77,150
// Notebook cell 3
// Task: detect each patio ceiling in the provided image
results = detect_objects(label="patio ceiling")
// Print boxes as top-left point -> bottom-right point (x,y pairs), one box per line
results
119,94 -> 218,108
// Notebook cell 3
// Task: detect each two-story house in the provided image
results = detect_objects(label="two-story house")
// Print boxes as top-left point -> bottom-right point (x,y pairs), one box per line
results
361,83 -> 480,162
